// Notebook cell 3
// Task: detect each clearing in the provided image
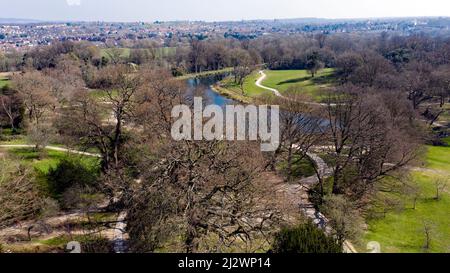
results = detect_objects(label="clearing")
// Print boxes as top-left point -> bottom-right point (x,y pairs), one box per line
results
363,140 -> 450,253
216,69 -> 335,103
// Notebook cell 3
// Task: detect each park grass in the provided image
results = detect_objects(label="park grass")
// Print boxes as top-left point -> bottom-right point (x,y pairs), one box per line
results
213,71 -> 271,102
276,155 -> 316,182
7,147 -> 100,174
88,89 -> 119,100
4,233 -> 113,253
215,69 -> 336,103
363,144 -> 450,253
260,69 -> 335,101
222,72 -> 271,97
0,75 -> 10,88
242,71 -> 272,97
210,85 -> 252,104
0,128 -> 27,144
426,144 -> 450,171
442,137 -> 450,146
0,137 -> 27,145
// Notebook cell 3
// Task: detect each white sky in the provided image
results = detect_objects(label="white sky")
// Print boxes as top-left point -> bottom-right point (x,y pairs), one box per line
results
0,0 -> 449,22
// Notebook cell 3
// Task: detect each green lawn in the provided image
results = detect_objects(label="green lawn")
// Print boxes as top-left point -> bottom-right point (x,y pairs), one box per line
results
276,155 -> 316,182
443,137 -> 450,146
259,69 -> 335,101
219,71 -> 271,98
363,144 -> 450,253
7,147 -> 100,174
0,76 -> 10,89
217,68 -> 336,102
242,71 -> 272,96
215,69 -> 335,103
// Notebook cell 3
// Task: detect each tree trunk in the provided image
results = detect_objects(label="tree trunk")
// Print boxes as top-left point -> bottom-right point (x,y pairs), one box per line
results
332,168 -> 342,195
287,144 -> 293,182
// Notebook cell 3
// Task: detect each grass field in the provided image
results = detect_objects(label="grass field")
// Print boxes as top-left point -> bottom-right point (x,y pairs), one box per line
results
259,69 -> 335,101
0,75 -> 10,89
276,155 -> 316,181
217,68 -> 335,102
243,71 -> 272,96
219,71 -> 271,98
363,143 -> 450,253
7,147 -> 100,174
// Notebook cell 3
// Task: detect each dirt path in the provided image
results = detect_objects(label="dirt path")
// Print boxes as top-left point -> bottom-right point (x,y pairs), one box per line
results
0,144 -> 101,158
256,71 -> 283,97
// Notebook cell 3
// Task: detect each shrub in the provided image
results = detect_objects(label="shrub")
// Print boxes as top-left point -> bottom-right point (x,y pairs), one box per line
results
46,157 -> 98,199
272,221 -> 342,253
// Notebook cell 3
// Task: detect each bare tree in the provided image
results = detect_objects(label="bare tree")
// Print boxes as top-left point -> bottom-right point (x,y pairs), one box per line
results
56,65 -> 145,205
434,178 -> 447,201
421,220 -> 436,252
105,47 -> 125,65
231,48 -> 255,93
321,194 -> 364,245
403,61 -> 433,110
315,33 -> 327,49
128,138 -> 280,253
401,179 -> 422,210
12,71 -> 56,126
189,39 -> 207,73
430,66 -> 450,108
0,160 -> 43,229
306,50 -> 324,78
262,90 -> 324,182
0,92 -> 21,131
325,86 -> 419,197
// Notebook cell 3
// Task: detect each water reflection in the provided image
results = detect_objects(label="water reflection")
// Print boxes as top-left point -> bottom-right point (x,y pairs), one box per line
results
184,74 -> 235,107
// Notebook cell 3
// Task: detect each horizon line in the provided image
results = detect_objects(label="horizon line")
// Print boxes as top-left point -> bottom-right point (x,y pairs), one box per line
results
1,15 -> 450,24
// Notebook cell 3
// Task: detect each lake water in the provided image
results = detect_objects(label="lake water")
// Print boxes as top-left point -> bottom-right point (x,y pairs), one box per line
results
184,74 -> 235,107
183,73 -> 328,130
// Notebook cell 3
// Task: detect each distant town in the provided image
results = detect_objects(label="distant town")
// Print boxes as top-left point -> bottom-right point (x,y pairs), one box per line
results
1,17 -> 450,52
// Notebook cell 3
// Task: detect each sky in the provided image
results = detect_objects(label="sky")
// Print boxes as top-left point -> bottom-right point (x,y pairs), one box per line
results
1,0 -> 450,22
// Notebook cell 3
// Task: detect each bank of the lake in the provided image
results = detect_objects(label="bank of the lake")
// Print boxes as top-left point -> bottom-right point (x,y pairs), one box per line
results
209,68 -> 337,106
209,84 -> 252,104
177,67 -> 233,80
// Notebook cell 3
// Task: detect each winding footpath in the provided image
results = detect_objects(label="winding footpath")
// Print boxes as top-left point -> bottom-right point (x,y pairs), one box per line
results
255,71 -> 283,97
276,150 -> 357,253
256,70 -> 334,107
